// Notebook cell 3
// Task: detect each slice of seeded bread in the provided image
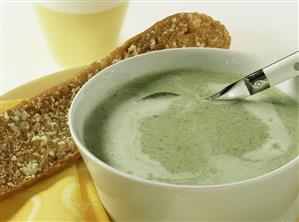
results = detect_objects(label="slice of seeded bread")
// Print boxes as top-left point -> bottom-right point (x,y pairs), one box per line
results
0,12 -> 231,200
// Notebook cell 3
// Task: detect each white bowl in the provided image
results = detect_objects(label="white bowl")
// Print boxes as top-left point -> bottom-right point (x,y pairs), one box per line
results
69,48 -> 299,221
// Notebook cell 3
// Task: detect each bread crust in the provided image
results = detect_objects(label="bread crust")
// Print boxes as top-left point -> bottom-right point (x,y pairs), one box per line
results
0,12 -> 231,200
0,152 -> 80,201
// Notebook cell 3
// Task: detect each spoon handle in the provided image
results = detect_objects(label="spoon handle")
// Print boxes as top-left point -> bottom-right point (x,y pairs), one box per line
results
206,51 -> 299,101
263,51 -> 299,86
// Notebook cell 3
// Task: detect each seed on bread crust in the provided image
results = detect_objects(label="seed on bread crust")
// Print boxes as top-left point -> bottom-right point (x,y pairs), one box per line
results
0,12 -> 231,200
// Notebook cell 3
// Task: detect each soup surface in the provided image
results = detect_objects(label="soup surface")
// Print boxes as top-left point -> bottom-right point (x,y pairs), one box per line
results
84,69 -> 298,185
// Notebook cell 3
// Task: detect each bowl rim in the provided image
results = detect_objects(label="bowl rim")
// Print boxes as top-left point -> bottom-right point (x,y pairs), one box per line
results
69,47 -> 298,190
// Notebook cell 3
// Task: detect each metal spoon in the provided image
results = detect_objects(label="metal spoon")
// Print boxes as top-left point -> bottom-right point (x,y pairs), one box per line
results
141,51 -> 298,102
206,51 -> 299,101
141,92 -> 179,100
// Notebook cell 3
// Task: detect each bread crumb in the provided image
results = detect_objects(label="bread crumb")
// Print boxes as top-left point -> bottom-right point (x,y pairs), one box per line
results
4,112 -> 9,120
128,44 -> 138,56
20,111 -> 30,121
112,58 -> 121,64
58,141 -> 66,146
31,136 -> 40,142
150,38 -> 156,49
196,41 -> 205,47
48,150 -> 55,156
7,182 -> 15,187
192,18 -> 202,27
20,161 -> 39,176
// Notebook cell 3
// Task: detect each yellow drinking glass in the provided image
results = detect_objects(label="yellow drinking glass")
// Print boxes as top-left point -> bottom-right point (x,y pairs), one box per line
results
35,1 -> 128,68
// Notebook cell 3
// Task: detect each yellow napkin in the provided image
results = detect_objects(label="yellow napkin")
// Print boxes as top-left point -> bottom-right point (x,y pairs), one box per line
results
0,100 -> 110,222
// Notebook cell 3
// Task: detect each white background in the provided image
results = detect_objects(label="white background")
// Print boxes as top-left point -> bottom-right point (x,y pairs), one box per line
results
1,1 -> 298,95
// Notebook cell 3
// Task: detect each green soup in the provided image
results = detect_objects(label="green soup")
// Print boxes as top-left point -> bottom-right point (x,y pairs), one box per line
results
84,69 -> 298,185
